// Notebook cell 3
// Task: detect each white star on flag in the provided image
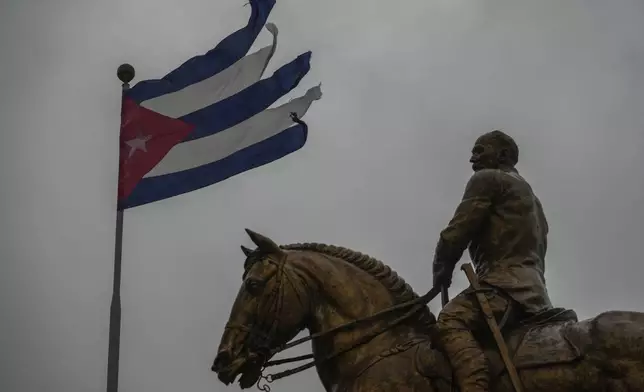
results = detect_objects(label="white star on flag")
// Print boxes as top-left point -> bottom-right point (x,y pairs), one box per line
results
125,134 -> 152,158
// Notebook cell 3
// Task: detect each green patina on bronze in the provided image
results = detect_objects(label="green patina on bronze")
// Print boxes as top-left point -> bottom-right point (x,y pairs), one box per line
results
212,132 -> 644,391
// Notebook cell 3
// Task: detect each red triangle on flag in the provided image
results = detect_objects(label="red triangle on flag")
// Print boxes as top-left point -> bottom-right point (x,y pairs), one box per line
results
118,98 -> 195,201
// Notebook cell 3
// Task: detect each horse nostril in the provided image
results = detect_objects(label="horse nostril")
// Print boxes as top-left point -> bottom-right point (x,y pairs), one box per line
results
212,351 -> 231,372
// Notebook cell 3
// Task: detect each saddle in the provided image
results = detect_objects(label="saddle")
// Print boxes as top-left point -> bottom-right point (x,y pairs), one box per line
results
485,307 -> 581,376
416,307 -> 585,386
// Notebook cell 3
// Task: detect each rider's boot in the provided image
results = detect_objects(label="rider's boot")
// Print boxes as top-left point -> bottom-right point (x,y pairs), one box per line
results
440,328 -> 489,392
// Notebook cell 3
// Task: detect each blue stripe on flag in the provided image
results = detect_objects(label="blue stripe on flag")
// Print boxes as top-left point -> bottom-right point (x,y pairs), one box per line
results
126,0 -> 275,103
120,122 -> 308,209
180,51 -> 311,142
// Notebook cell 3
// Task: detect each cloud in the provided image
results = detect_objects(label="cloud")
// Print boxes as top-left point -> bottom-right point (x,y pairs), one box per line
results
1,0 -> 643,391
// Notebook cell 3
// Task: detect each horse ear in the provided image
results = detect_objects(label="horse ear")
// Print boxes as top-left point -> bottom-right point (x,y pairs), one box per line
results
240,245 -> 253,257
245,229 -> 283,255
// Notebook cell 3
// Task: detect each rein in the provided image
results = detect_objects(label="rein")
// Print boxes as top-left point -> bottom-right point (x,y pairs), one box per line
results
256,285 -> 443,388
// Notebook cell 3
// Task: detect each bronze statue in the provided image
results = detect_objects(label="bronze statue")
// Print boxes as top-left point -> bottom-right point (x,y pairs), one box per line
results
212,230 -> 644,391
211,132 -> 644,391
432,130 -> 553,392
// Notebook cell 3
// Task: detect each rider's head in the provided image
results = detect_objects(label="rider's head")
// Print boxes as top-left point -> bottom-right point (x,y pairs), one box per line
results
470,130 -> 519,172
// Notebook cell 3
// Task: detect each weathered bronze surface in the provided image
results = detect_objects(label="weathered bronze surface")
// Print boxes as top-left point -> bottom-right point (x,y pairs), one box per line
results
212,230 -> 644,391
432,131 -> 554,392
212,132 -> 644,391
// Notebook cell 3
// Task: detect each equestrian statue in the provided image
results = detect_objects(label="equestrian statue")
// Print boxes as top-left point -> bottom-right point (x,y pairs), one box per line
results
212,131 -> 644,392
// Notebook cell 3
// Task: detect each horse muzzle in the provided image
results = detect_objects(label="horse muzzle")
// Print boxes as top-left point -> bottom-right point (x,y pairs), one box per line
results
212,350 -> 265,389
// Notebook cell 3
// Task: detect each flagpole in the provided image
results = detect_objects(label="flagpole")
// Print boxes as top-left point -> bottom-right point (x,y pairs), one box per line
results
107,63 -> 135,392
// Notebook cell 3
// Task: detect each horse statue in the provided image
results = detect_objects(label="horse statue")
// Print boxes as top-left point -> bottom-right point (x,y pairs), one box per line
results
212,230 -> 644,391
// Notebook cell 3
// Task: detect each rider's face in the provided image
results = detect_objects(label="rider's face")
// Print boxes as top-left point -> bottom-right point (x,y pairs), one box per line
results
470,139 -> 499,171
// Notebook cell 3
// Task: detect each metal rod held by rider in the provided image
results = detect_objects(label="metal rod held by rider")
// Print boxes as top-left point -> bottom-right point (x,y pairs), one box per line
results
461,263 -> 525,392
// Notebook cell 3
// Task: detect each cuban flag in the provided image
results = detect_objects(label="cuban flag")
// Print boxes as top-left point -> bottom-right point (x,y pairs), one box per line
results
117,0 -> 322,209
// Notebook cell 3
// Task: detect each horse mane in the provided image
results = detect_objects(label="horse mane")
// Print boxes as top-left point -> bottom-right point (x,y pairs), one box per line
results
281,242 -> 436,329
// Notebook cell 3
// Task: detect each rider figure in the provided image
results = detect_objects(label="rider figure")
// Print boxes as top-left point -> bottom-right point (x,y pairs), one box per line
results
432,130 -> 554,392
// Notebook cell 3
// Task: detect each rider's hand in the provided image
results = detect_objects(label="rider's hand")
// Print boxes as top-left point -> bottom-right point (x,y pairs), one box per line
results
433,261 -> 453,288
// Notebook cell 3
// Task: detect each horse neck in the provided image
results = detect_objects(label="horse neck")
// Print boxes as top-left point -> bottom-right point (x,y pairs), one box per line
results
295,251 -> 426,384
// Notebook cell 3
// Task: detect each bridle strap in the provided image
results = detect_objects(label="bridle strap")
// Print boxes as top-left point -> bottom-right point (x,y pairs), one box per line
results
263,303 -> 427,382
259,285 -> 442,383
248,257 -> 287,353
268,285 -> 440,355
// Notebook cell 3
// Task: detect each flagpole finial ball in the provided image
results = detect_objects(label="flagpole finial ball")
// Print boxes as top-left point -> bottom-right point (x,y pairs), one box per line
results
117,64 -> 135,84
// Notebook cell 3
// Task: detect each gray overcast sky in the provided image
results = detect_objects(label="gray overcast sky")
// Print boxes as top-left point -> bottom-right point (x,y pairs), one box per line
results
1,0 -> 643,391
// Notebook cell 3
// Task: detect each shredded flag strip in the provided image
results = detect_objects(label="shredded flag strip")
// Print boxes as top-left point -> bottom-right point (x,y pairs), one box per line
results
117,0 -> 321,209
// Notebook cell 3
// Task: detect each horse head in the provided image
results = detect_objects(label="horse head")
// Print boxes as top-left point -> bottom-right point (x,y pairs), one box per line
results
212,230 -> 312,389
212,230 -> 436,389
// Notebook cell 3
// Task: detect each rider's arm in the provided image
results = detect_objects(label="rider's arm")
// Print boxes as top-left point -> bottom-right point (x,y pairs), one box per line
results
433,169 -> 501,268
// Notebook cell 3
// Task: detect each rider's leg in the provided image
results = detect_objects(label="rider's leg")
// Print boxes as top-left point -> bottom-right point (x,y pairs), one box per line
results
436,287 -> 509,392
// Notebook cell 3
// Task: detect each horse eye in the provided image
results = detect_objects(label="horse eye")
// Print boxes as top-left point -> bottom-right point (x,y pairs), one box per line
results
245,278 -> 264,295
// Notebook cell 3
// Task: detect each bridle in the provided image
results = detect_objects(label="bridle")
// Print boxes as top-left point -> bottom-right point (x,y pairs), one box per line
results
224,254 -> 289,364
224,253 -> 443,391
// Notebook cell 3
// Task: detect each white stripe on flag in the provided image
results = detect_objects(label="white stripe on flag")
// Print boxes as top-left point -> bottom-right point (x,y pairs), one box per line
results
145,85 -> 322,177
141,23 -> 279,118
